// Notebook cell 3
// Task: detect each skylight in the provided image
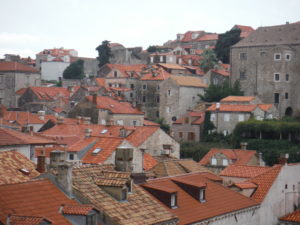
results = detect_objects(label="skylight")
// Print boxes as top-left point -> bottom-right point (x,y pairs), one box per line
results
100,129 -> 108,134
92,148 -> 102,155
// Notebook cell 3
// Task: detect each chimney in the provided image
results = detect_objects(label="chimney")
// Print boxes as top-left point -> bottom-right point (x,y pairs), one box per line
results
240,142 -> 248,150
76,116 -> 82,124
258,152 -> 265,166
59,204 -> 65,214
38,110 -> 45,120
29,126 -> 34,136
85,128 -> 92,138
37,155 -> 46,173
107,119 -> 114,126
57,163 -> 73,197
278,153 -> 289,165
92,94 -> 97,105
57,116 -> 64,124
6,214 -> 11,225
83,117 -> 91,125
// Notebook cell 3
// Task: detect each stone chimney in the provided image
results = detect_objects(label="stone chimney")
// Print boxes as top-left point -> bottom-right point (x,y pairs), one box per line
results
83,117 -> 91,125
278,153 -> 289,165
57,163 -> 73,197
76,116 -> 82,124
36,155 -> 46,173
38,110 -> 45,120
85,128 -> 92,138
240,142 -> 248,150
29,126 -> 34,136
57,116 -> 64,124
92,94 -> 97,105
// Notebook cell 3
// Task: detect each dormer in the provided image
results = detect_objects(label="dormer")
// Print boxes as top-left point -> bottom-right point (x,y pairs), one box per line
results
142,185 -> 178,209
172,178 -> 206,203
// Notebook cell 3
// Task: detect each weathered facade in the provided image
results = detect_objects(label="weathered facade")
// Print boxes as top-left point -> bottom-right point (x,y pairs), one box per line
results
230,22 -> 300,117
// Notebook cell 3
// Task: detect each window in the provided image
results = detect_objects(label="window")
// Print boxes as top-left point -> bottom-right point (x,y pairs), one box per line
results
0,75 -> 3,83
188,132 -> 195,141
185,117 -> 189,123
240,71 -> 246,80
285,53 -> 291,61
274,73 -> 280,81
210,113 -> 215,121
86,214 -> 96,225
150,56 -> 154,63
142,96 -> 146,102
130,93 -> 133,98
156,111 -> 159,117
274,53 -> 281,61
285,184 -> 288,189
179,132 -> 183,138
285,92 -> 289,99
199,189 -> 206,202
132,120 -> 138,126
157,85 -> 160,90
130,84 -> 134,89
211,157 -> 217,165
160,56 -> 164,62
114,71 -> 118,77
101,119 -> 106,125
69,154 -> 74,160
168,90 -> 171,96
143,84 -> 147,90
156,96 -> 160,103
109,83 -> 112,87
238,114 -> 245,122
222,159 -> 228,166
166,106 -> 171,113
286,74 -> 289,81
171,194 -> 176,208
239,52 -> 247,60
274,93 -> 280,104
260,51 -> 267,57
224,114 -> 230,122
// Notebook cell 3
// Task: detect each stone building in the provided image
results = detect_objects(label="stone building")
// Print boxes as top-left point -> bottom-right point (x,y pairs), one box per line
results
0,62 -> 41,108
230,22 -> 300,117
159,75 -> 207,125
201,63 -> 230,85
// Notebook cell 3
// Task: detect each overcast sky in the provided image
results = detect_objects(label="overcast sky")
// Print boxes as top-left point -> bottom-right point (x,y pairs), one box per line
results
0,0 -> 299,58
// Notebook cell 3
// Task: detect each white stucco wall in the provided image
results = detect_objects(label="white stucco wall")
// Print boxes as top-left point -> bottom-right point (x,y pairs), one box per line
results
257,164 -> 300,225
41,61 -> 70,81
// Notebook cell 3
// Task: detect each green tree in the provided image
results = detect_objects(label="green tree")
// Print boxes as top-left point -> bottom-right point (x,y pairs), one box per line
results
214,29 -> 241,63
63,59 -> 84,79
155,118 -> 170,134
96,40 -> 112,68
199,49 -> 218,73
146,45 -> 157,53
199,80 -> 243,102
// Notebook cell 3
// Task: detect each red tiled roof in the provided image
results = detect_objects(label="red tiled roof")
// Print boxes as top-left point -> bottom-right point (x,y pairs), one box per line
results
16,88 -> 27,95
248,165 -> 282,203
233,181 -> 257,189
0,179 -> 83,225
142,172 -> 258,225
211,68 -> 229,77
28,87 -> 70,101
207,103 -> 257,112
280,210 -> 300,223
258,104 -> 273,111
38,48 -> 76,57
3,111 -> 44,126
95,78 -> 106,87
106,64 -> 147,78
67,137 -> 98,152
181,31 -> 205,42
0,62 -> 39,73
233,25 -> 255,38
220,165 -> 271,178
126,126 -> 159,147
9,215 -> 50,225
157,63 -> 186,70
86,96 -> 144,114
82,137 -> 123,164
196,34 -> 218,41
220,96 -> 255,103
143,119 -> 160,127
140,68 -> 171,81
0,127 -> 55,146
144,153 -> 158,171
62,205 -> 94,215
170,75 -> 208,88
0,151 -> 40,185
199,149 -> 257,166
174,111 -> 204,125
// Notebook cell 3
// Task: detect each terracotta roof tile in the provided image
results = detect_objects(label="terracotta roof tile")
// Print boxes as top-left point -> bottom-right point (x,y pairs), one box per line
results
16,87 -> 28,95
0,179 -> 83,225
86,96 -> 143,114
181,31 -> 205,42
35,145 -> 66,157
199,148 -> 257,166
62,204 -> 94,215
157,63 -> 187,70
0,62 -> 39,73
82,137 -> 123,164
27,86 -> 70,101
220,165 -> 271,178
144,153 -> 158,171
0,151 -> 40,185
9,215 -> 49,225
248,165 -> 282,203
233,181 -> 257,189
126,126 -> 159,147
170,75 -> 208,88
95,78 -> 106,87
140,68 -> 171,81
3,111 -> 44,126
258,104 -> 273,111
143,119 -> 160,126
207,103 -> 257,112
72,165 -> 177,225
196,33 -> 218,41
142,172 -> 258,225
220,96 -> 255,102
0,127 -> 55,146
211,68 -> 229,77
106,64 -> 147,78
280,210 -> 300,223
